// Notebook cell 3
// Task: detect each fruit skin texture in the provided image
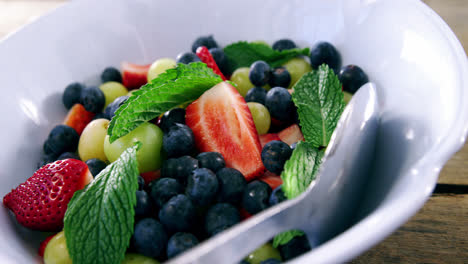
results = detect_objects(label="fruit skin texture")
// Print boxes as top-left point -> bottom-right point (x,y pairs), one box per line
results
265,87 -> 295,122
259,171 -> 283,191
99,81 -> 128,108
159,194 -> 196,232
230,67 -> 255,96
121,62 -> 151,90
259,133 -> 281,148
176,52 -> 201,64
242,180 -> 272,215
159,108 -> 186,133
196,152 -> 225,173
62,82 -> 84,110
278,234 -> 311,261
282,57 -> 312,88
63,103 -> 95,135
186,168 -> 219,206
192,35 -> 218,53
272,39 -> 297,51
338,64 -> 369,94
309,41 -> 342,74
216,167 -> 247,205
249,61 -> 271,87
261,140 -> 293,174
38,234 -> 55,257
209,47 -> 230,76
186,82 -> 265,180
78,118 -> 109,162
269,67 -> 291,88
147,58 -> 176,82
245,87 -> 267,105
135,190 -> 154,218
196,46 -> 227,80
132,218 -> 168,259
269,185 -> 287,206
43,124 -> 79,158
101,67 -> 122,83
247,102 -> 271,135
122,253 -> 160,264
162,123 -> 195,158
161,156 -> 199,184
245,243 -> 282,264
277,124 -> 305,146
166,232 -> 199,259
84,158 -> 107,176
205,203 -> 240,237
104,95 -> 129,120
3,159 -> 92,231
43,231 -> 72,264
140,170 -> 161,185
80,86 -> 106,113
149,178 -> 183,208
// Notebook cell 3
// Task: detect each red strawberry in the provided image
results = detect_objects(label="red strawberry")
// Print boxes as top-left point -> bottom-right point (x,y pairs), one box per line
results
63,103 -> 95,135
259,171 -> 283,190
140,170 -> 161,185
196,46 -> 227,81
121,62 -> 151,90
186,82 -> 265,180
259,133 -> 281,148
239,207 -> 252,221
278,124 -> 305,146
3,159 -> 92,231
38,233 -> 56,257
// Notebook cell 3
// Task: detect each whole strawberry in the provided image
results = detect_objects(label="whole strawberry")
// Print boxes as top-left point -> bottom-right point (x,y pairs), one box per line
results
3,159 -> 92,231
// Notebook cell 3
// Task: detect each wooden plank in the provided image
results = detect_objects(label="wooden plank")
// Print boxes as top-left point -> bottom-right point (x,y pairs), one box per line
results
439,144 -> 468,185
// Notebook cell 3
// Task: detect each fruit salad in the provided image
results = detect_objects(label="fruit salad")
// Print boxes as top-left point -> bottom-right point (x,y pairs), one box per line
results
3,35 -> 369,264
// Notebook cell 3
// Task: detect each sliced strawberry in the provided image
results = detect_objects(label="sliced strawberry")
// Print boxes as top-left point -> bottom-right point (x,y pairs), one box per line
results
38,233 -> 56,257
121,62 -> 151,90
259,133 -> 281,148
140,170 -> 161,185
186,82 -> 265,180
3,159 -> 92,231
196,46 -> 227,81
259,171 -> 283,190
239,207 -> 252,221
63,103 -> 95,135
278,124 -> 305,146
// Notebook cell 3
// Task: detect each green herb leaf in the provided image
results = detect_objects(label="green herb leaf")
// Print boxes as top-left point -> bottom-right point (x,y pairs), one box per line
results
64,144 -> 140,264
273,230 -> 305,248
223,41 -> 310,71
108,62 -> 222,142
292,64 -> 345,148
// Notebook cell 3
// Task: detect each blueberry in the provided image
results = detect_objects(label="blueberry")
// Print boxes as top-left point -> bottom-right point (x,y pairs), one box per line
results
338,65 -> 369,94
278,234 -> 311,261
80,86 -> 105,113
309,42 -> 342,74
192,35 -> 218,53
92,112 -> 109,121
159,108 -> 186,133
84,158 -> 107,177
100,67 -> 122,83
249,61 -> 271,87
176,52 -> 201,64
43,125 -> 79,157
261,141 -> 292,174
161,156 -> 199,184
265,87 -> 295,122
269,185 -> 287,206
290,142 -> 298,150
166,232 -> 199,259
57,152 -> 80,160
205,203 -> 240,237
269,67 -> 291,88
272,39 -> 297,51
149,178 -> 183,208
132,218 -> 168,259
240,261 -> 250,264
137,175 -> 145,190
163,123 -> 195,158
242,180 -> 272,214
37,153 -> 56,168
104,95 -> 128,120
159,194 -> 196,232
196,152 -> 225,172
186,168 -> 219,206
216,168 -> 247,204
260,259 -> 282,264
209,48 -> 229,75
62,82 -> 84,109
135,190 -> 154,218
245,87 -> 267,105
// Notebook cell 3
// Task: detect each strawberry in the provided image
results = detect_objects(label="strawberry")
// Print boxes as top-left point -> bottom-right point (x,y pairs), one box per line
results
121,62 -> 151,90
38,233 -> 56,257
239,207 -> 252,221
186,82 -> 265,180
140,169 -> 161,185
196,46 -> 227,81
3,159 -> 92,231
63,103 -> 95,135
259,171 -> 283,190
278,124 -> 305,146
259,133 -> 281,148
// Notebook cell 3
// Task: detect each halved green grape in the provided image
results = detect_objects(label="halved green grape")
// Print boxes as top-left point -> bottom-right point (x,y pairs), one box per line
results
244,243 -> 282,264
147,58 -> 176,82
247,102 -> 271,135
78,118 -> 110,162
231,67 -> 255,96
343,91 -> 352,104
43,231 -> 72,264
99,81 -> 128,108
122,253 -> 160,264
104,122 -> 163,173
282,57 -> 312,88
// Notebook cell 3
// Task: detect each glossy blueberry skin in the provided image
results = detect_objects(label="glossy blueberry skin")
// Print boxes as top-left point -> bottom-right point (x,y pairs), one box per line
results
176,52 -> 201,64
104,95 -> 128,120
57,152 -> 80,160
309,41 -> 342,74
186,168 -> 219,206
166,232 -> 199,259
62,82 -> 84,109
135,190 -> 154,218
80,86 -> 106,113
132,218 -> 168,259
159,108 -> 186,133
269,67 -> 291,88
43,124 -> 79,157
159,194 -> 196,232
278,234 -> 311,261
260,259 -> 282,264
209,47 -> 230,75
37,153 -> 56,168
149,178 -> 183,208
163,123 -> 195,158
249,61 -> 271,87
205,203 -> 240,237
265,87 -> 295,122
216,168 -> 247,205
338,65 -> 369,94
272,39 -> 297,51
196,152 -> 225,172
192,35 -> 218,53
92,112 -> 109,121
161,156 -> 199,184
242,180 -> 272,214
261,141 -> 293,174
85,158 -> 107,177
100,67 -> 122,83
269,185 -> 287,206
245,87 -> 267,105
137,175 -> 145,190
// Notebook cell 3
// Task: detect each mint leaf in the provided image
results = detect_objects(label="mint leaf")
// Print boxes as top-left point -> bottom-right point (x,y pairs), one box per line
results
223,41 -> 310,71
64,144 -> 140,264
108,62 -> 222,142
292,64 -> 345,148
273,230 -> 305,247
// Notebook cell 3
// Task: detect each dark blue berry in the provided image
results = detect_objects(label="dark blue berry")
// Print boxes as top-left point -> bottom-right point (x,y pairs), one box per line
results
159,194 -> 196,232
245,87 -> 267,105
92,112 -> 109,121
265,87 -> 295,122
135,190 -> 154,217
249,61 -> 271,87
176,52 -> 201,64
85,158 -> 107,177
269,185 -> 287,206
104,95 -> 128,120
269,67 -> 291,88
290,142 -> 298,150
278,234 -> 311,261
192,35 -> 218,53
196,152 -> 225,172
43,125 -> 79,157
242,181 -> 272,214
261,141 -> 292,174
159,108 -> 186,133
161,156 -> 199,184
137,176 -> 145,190
240,261 -> 250,264
209,47 -> 229,75
100,67 -> 122,83
37,153 -> 56,168
216,168 -> 247,204
57,152 -> 80,160
260,259 -> 282,264
163,123 -> 195,158
80,86 -> 105,113
132,218 -> 168,259
166,232 -> 199,259
205,203 -> 240,237
309,42 -> 342,74
338,65 -> 369,94
62,82 -> 84,109
272,39 -> 297,51
149,178 -> 183,208
186,168 -> 219,206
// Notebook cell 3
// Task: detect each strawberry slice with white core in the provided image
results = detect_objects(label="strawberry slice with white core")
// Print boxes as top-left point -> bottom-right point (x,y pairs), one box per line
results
121,62 -> 151,90
278,124 -> 305,146
186,82 -> 265,180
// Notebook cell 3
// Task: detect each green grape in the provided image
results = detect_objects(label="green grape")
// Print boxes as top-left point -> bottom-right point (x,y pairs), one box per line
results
147,58 -> 176,82
252,40 -> 270,48
244,243 -> 282,264
78,118 -> 110,162
99,81 -> 128,108
122,253 -> 160,264
43,231 -> 72,264
247,102 -> 271,135
231,67 -> 255,96
282,57 -> 312,88
343,91 -> 352,104
104,122 -> 163,173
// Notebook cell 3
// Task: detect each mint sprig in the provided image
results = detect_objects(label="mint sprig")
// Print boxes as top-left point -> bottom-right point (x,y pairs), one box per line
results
273,230 -> 305,248
64,144 -> 140,264
108,62 -> 222,142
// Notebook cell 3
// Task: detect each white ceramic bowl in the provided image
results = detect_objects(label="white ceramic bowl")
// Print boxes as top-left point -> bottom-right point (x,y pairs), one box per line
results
0,0 -> 467,263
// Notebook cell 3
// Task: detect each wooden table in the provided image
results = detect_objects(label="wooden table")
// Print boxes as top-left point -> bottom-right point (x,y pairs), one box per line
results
1,0 -> 467,263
